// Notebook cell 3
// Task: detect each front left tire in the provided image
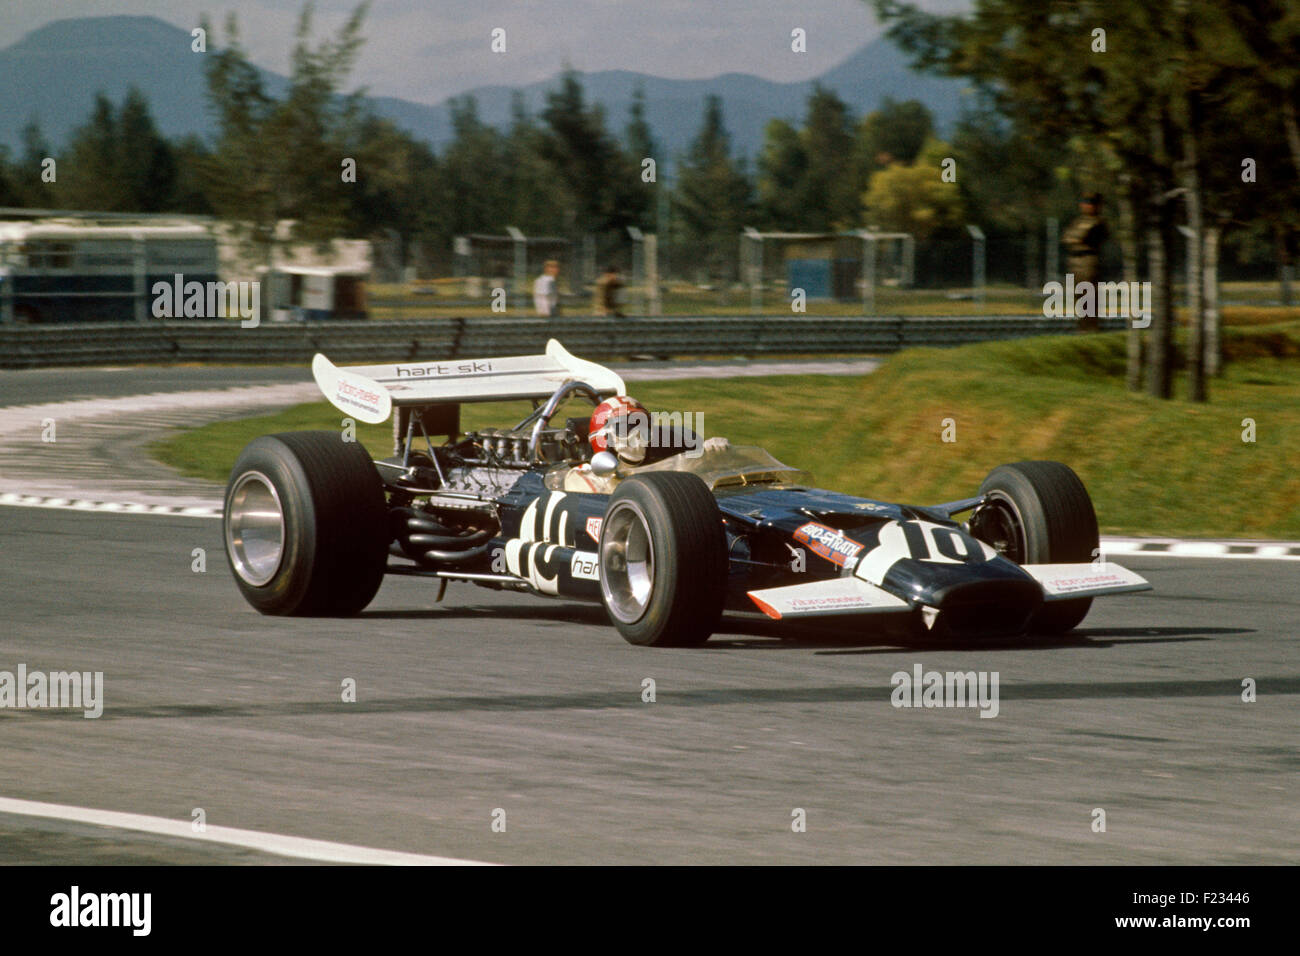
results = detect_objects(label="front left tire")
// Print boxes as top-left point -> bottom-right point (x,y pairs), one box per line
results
223,431 -> 389,615
598,472 -> 728,646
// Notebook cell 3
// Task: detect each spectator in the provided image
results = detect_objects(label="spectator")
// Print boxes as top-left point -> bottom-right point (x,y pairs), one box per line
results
533,259 -> 561,317
1063,192 -> 1109,332
594,264 -> 625,317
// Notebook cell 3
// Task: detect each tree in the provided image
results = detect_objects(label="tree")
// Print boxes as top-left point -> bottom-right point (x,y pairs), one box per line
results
857,97 -> 933,172
202,3 -> 370,263
169,135 -> 216,215
17,119 -> 56,208
674,96 -> 755,281
800,86 -> 861,230
115,88 -> 178,212
504,92 -> 565,236
0,148 -> 20,207
538,69 -> 636,237
756,88 -> 865,232
951,104 -> 1073,287
862,138 -> 965,239
344,113 -> 440,265
623,83 -> 659,231
868,0 -> 1185,399
624,83 -> 657,165
53,89 -> 179,212
757,118 -> 808,229
439,96 -> 513,236
1216,2 -> 1300,178
60,94 -> 129,210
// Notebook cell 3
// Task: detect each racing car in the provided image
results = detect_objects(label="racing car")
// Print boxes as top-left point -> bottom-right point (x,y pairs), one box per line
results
221,339 -> 1150,645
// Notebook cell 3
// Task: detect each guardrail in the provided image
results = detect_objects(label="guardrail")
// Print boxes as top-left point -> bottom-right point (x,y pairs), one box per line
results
0,315 -> 1129,369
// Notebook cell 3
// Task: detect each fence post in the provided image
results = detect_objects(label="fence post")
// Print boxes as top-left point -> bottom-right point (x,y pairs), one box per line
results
644,233 -> 660,317
0,268 -> 11,325
627,226 -> 644,315
506,226 -> 526,309
860,232 -> 877,316
743,227 -> 763,316
133,233 -> 148,322
967,224 -> 986,309
1045,217 -> 1059,286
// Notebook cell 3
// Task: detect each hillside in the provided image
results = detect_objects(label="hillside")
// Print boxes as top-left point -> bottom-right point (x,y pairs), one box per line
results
0,15 -> 967,163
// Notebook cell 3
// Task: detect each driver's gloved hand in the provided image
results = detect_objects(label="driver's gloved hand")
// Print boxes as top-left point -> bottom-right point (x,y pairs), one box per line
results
703,436 -> 731,453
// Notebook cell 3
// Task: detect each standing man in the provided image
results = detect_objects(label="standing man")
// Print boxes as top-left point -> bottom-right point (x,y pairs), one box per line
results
594,264 -> 625,317
1063,192 -> 1109,332
533,259 -> 561,317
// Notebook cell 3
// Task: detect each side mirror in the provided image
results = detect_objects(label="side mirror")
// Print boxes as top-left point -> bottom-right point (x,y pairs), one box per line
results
590,451 -> 619,476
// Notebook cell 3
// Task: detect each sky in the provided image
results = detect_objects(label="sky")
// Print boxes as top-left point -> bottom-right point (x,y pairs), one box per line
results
0,0 -> 968,104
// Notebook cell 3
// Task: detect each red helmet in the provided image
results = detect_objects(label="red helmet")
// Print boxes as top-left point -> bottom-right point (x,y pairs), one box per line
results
589,396 -> 650,463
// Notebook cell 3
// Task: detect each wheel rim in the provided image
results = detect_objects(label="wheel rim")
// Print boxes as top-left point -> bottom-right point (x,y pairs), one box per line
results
973,493 -> 1026,564
600,501 -> 655,624
226,471 -> 286,587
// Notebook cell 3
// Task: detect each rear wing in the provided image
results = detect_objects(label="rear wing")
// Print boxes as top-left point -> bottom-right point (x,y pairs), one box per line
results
311,339 -> 626,424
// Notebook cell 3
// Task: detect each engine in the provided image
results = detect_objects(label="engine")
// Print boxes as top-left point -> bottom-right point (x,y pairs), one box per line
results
380,418 -> 590,570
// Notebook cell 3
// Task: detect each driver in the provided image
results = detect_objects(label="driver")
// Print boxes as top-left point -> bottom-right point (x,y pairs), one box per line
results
563,396 -> 729,492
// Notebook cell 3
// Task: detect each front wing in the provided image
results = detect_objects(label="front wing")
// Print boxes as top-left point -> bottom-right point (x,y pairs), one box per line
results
747,560 -> 1150,621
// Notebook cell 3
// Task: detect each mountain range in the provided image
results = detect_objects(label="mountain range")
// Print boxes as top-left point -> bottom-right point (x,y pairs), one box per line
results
0,15 -> 969,166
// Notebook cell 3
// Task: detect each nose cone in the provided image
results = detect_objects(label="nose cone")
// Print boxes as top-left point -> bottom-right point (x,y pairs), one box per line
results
882,557 -> 1043,638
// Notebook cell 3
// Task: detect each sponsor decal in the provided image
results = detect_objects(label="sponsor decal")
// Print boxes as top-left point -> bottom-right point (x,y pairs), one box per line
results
855,520 -> 996,586
394,361 -> 495,377
586,517 -> 603,543
1043,573 -> 1126,594
788,595 -> 871,610
334,378 -> 383,416
570,551 -> 599,581
518,491 -> 581,548
793,521 -> 865,568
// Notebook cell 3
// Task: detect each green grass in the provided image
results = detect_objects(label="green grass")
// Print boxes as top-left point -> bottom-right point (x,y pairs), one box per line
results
152,323 -> 1300,539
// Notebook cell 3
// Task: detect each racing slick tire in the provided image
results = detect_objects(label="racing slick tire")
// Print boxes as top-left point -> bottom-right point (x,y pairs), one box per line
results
223,431 -> 389,616
597,472 -> 728,647
973,461 -> 1099,634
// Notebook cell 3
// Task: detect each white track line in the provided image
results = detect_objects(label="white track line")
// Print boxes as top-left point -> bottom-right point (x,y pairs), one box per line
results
1102,538 -> 1300,560
0,492 -> 220,518
0,796 -> 493,866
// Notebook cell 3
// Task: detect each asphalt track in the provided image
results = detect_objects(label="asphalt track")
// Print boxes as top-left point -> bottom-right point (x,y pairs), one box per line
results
0,364 -> 1296,865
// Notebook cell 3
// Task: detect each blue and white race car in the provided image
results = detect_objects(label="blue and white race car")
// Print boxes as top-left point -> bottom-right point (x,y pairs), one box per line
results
222,340 -> 1150,646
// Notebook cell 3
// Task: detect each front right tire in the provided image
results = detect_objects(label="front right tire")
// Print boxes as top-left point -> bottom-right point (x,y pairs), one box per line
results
972,460 -> 1100,634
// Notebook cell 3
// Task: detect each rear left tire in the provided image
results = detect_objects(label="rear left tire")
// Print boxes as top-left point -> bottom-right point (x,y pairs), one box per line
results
223,431 -> 389,616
